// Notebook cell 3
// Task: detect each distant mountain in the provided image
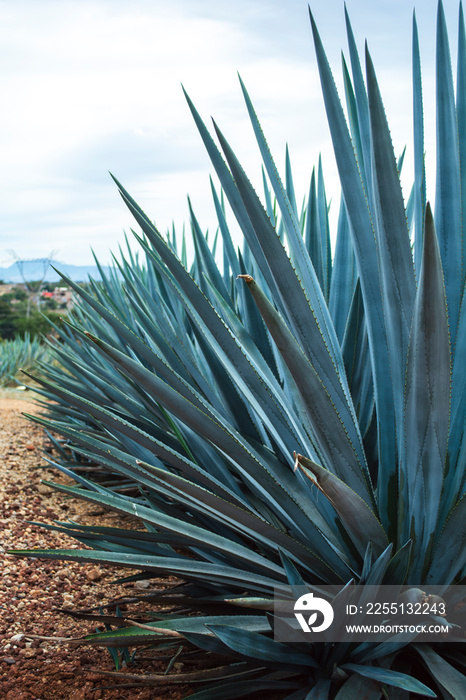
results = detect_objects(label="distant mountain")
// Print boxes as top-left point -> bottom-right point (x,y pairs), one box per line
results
0,259 -> 114,283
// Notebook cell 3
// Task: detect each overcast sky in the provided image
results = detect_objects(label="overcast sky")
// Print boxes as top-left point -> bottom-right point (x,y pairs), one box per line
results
0,0 -> 462,266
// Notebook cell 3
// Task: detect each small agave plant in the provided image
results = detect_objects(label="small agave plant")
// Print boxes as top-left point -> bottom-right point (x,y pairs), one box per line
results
0,333 -> 50,386
13,1 -> 466,698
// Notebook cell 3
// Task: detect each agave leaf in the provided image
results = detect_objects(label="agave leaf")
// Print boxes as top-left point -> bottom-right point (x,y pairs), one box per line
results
340,663 -> 436,697
278,549 -> 307,587
442,650 -> 466,672
238,274 -> 372,501
295,454 -> 387,558
183,88 -> 282,303
108,268 -> 221,407
110,182 -> 308,460
37,480 -> 286,578
212,119 -> 365,469
27,412 -> 245,507
382,541 -> 412,586
426,495 -> 466,584
304,169 -> 324,293
234,255 -> 281,381
328,196 -> 357,343
189,321 -> 263,442
285,144 -> 298,218
414,645 -> 466,699
302,159 -> 332,303
136,461 -> 332,573
69,664 -> 260,683
360,543 -> 373,583
100,269 -> 193,375
262,166 -> 276,224
210,177 -> 240,279
45,391 -> 355,578
88,614 -> 271,646
449,277 -> 466,510
207,625 -> 319,669
341,281 -> 374,437
177,628 -> 251,657
57,459 -> 285,570
199,272 -> 282,409
458,1 -> 466,299
412,11 -> 427,275
186,679 -> 301,700
28,376 -> 353,578
397,146 -> 407,175
69,338 -> 341,543
334,673 -> 382,700
399,204 -> 450,579
435,0 -> 463,342
351,635 -> 417,666
344,7 -> 372,204
317,156 -> 332,301
224,597 -> 275,611
365,44 -> 416,430
238,76 -> 335,346
341,53 -> 366,196
304,679 -> 331,699
188,197 -> 232,309
32,370 -> 250,496
361,544 -> 393,586
10,548 -> 285,594
309,8 -> 397,535
33,521 -> 181,556
50,268 -> 212,405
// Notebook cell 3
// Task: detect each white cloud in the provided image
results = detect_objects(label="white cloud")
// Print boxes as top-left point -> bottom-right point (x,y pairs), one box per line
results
0,0 -> 463,264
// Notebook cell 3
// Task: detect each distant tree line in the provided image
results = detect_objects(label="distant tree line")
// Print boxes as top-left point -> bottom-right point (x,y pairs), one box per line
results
0,282 -> 66,340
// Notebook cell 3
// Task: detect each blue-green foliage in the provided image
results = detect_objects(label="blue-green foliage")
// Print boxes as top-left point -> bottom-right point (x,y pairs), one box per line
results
13,2 -> 466,698
0,333 -> 50,386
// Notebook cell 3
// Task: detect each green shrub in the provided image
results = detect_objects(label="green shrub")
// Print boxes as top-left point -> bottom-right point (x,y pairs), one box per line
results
0,299 -> 65,340
13,2 -> 466,698
11,311 -> 63,338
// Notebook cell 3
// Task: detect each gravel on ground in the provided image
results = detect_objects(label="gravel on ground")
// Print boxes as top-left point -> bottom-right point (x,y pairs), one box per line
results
0,390 -> 193,700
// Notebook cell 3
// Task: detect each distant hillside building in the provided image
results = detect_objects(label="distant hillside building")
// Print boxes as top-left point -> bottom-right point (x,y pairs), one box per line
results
41,286 -> 74,309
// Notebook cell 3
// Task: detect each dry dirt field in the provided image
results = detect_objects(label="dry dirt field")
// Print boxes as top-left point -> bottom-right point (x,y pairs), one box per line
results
0,390 -> 193,700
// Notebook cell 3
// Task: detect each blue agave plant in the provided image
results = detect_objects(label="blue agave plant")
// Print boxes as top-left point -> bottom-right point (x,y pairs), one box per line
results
13,1 -> 466,697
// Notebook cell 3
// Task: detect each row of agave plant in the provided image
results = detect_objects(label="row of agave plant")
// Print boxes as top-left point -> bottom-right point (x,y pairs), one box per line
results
0,334 -> 50,386
12,2 -> 466,698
